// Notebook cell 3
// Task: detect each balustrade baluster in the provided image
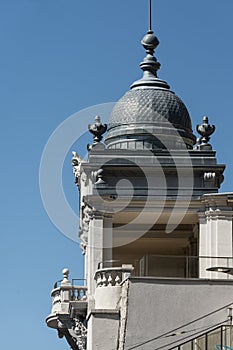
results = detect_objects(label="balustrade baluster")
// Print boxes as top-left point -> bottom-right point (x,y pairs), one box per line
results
107,272 -> 113,286
77,288 -> 80,300
96,272 -> 102,287
80,288 -> 84,300
82,288 -> 87,300
102,272 -> 107,286
115,273 -> 121,285
95,266 -> 133,287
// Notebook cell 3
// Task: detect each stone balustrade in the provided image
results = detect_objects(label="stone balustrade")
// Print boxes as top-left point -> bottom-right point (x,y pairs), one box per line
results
51,286 -> 87,309
51,289 -> 62,313
46,269 -> 88,349
71,285 -> 88,301
95,265 -> 134,288
50,268 -> 87,315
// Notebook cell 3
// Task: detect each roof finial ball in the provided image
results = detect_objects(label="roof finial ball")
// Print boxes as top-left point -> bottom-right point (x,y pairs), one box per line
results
61,268 -> 70,285
141,31 -> 160,55
142,0 -> 159,50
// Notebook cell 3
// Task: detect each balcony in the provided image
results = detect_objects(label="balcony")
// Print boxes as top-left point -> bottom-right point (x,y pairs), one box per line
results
46,268 -> 87,329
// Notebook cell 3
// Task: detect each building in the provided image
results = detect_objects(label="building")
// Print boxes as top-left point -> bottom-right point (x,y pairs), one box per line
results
46,7 -> 233,350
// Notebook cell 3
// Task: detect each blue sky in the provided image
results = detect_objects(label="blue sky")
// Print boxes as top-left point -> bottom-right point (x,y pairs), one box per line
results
1,0 -> 233,349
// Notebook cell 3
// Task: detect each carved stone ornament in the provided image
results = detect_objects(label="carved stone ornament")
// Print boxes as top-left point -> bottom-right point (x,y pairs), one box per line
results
72,151 -> 84,186
204,172 -> 216,181
79,228 -> 88,255
87,115 -> 107,150
204,172 -> 216,188
79,205 -> 92,254
57,316 -> 87,350
196,116 -> 215,150
73,318 -> 87,350
91,168 -> 105,185
204,172 -> 224,189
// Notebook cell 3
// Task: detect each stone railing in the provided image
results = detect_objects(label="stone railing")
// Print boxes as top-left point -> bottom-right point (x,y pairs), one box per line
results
51,286 -> 87,309
95,265 -> 134,288
94,265 -> 134,310
71,285 -> 87,301
46,269 -> 88,349
51,288 -> 62,313
50,269 -> 87,315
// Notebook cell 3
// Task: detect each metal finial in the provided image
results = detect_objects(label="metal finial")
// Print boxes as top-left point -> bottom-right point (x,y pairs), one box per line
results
87,115 -> 107,151
148,0 -> 152,32
88,116 -> 107,146
196,116 -> 215,150
130,0 -> 170,90
139,0 -> 160,77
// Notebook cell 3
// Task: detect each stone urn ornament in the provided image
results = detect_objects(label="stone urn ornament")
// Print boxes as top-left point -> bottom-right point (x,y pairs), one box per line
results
196,116 -> 215,150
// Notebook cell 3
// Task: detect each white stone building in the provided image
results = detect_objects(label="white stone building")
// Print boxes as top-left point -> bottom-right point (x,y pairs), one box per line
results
46,11 -> 233,350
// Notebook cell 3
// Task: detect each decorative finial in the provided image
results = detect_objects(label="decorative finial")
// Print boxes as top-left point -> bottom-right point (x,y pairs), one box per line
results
196,116 -> 215,150
62,268 -> 69,279
61,268 -> 71,285
88,116 -> 107,150
141,0 -> 160,78
131,0 -> 169,90
140,31 -> 160,78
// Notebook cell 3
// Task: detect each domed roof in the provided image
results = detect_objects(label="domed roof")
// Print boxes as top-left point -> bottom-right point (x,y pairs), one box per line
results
109,88 -> 192,131
105,30 -> 196,150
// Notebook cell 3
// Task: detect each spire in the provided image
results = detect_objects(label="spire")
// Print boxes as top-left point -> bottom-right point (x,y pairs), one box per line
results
148,0 -> 152,32
131,0 -> 169,90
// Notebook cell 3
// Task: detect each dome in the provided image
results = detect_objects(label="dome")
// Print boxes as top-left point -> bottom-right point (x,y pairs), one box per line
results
105,87 -> 196,150
109,89 -> 192,130
104,30 -> 196,150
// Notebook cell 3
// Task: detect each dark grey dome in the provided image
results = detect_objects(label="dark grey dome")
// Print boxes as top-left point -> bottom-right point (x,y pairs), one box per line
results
105,87 -> 196,150
104,30 -> 196,150
109,88 -> 192,131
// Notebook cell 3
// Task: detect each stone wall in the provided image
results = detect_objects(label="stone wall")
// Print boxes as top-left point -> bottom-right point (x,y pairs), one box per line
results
124,277 -> 233,350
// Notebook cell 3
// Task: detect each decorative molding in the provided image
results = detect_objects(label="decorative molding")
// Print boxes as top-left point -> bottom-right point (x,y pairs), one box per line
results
204,209 -> 233,221
203,172 -> 217,189
204,172 -> 216,181
203,172 -> 224,189
198,208 -> 233,221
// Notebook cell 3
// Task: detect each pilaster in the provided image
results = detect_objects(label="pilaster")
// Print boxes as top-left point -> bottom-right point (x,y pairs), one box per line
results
198,197 -> 233,279
86,210 -> 113,301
